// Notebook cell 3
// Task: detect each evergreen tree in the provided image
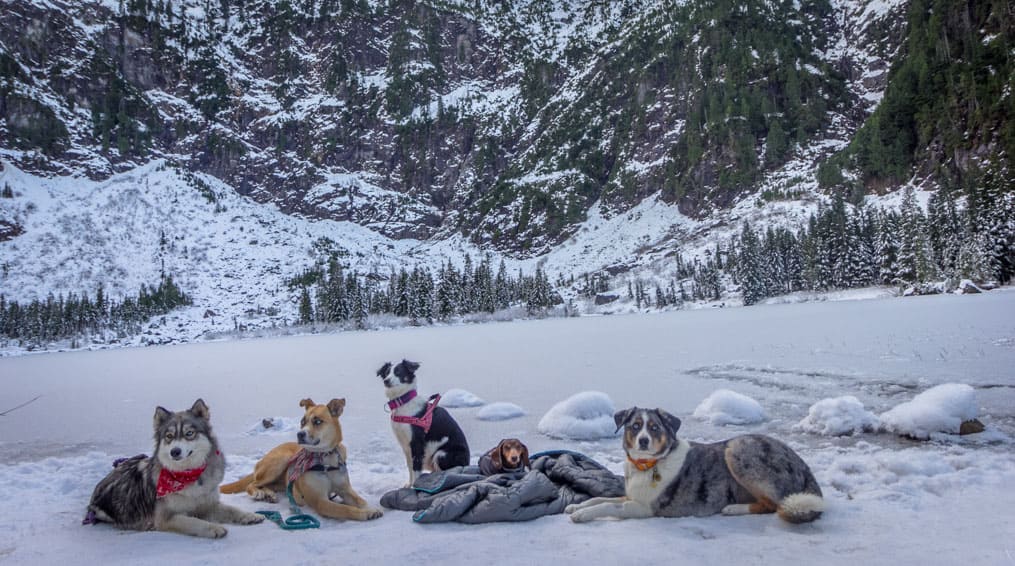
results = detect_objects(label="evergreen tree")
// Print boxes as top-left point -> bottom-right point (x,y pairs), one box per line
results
876,211 -> 901,284
299,288 -> 313,324
896,186 -> 936,283
738,222 -> 765,305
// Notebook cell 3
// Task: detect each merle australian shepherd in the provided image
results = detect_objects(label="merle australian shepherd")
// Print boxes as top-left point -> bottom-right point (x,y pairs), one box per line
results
377,360 -> 470,486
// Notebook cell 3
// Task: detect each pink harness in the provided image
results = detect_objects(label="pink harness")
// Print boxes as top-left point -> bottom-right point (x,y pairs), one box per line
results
391,393 -> 442,433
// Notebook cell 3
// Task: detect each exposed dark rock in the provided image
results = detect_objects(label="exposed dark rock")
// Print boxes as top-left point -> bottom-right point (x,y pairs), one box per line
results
959,419 -> 985,435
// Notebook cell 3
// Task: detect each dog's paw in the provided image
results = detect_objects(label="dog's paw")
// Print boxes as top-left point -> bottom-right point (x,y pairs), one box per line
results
251,489 -> 278,503
204,524 -> 228,539
240,512 -> 266,525
364,507 -> 383,520
569,510 -> 590,524
721,504 -> 750,516
564,504 -> 579,514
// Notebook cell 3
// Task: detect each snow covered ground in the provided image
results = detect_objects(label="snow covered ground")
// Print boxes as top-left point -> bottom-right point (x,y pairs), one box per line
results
1,290 -> 1014,564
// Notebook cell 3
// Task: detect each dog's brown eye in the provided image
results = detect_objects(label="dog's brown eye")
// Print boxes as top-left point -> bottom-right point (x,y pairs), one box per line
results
165,433 -> 174,440
312,418 -> 322,426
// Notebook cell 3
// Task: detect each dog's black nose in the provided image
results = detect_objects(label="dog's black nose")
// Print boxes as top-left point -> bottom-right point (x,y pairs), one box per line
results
639,437 -> 649,449
297,430 -> 307,442
170,447 -> 182,458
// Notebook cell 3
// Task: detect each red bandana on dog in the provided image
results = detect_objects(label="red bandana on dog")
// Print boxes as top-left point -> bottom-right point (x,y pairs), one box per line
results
157,460 -> 212,498
287,449 -> 321,485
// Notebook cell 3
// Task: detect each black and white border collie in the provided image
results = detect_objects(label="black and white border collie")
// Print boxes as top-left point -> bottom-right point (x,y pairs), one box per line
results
376,360 -> 470,486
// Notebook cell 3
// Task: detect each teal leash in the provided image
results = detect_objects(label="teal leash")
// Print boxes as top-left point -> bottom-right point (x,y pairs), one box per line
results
255,482 -> 321,530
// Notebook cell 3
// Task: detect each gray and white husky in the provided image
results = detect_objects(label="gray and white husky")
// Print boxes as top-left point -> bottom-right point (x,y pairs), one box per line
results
85,399 -> 264,538
567,407 -> 824,524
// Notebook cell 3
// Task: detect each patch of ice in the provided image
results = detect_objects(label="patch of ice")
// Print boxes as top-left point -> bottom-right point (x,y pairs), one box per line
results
537,391 -> 617,440
794,396 -> 879,436
880,383 -> 978,439
476,402 -> 526,421
442,388 -> 485,408
692,389 -> 766,426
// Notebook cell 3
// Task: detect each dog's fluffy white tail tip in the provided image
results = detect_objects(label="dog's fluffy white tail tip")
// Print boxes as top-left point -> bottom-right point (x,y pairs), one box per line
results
778,493 -> 824,523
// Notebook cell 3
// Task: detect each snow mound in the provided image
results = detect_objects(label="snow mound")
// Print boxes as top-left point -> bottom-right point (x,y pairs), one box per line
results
441,388 -> 485,408
880,383 -> 978,439
693,389 -> 766,426
246,416 -> 300,436
476,402 -> 526,421
537,391 -> 617,440
794,396 -> 879,436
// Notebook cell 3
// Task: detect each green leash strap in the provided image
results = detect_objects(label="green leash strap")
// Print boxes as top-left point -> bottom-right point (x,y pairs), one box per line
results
255,482 -> 321,530
256,510 -> 320,530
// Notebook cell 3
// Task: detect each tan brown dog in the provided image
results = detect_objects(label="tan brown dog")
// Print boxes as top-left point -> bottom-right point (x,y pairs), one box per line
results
220,398 -> 382,521
478,438 -> 531,475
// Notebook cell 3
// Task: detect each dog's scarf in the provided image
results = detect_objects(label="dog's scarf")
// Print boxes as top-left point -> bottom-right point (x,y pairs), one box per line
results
287,448 -> 343,485
156,451 -> 219,498
391,393 -> 442,433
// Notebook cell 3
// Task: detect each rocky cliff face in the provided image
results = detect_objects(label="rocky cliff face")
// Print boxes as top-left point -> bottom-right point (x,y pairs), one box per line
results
1,0 -> 1007,254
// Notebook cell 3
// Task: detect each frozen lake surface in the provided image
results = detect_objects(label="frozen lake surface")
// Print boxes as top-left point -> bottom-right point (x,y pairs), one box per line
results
1,291 -> 1013,564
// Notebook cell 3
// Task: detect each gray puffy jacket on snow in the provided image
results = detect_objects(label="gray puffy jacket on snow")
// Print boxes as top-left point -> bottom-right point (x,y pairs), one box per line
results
380,450 -> 625,523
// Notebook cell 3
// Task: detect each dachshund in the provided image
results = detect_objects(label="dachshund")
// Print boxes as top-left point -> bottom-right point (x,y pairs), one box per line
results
479,438 -> 531,475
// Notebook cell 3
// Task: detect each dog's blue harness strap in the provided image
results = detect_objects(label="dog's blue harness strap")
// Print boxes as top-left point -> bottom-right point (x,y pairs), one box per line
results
254,483 -> 321,530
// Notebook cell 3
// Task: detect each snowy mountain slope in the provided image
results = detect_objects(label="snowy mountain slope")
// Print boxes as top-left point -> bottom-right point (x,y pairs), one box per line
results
0,150 -> 955,354
1,290 -> 1013,564
0,0 -> 923,248
0,159 -> 500,346
3,0 -> 1012,353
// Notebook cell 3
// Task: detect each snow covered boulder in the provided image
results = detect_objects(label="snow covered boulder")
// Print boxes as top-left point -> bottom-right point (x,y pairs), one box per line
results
692,389 -> 766,426
794,396 -> 879,436
956,279 -> 984,294
537,391 -> 617,440
880,383 -> 979,440
247,416 -> 299,435
476,402 -> 526,421
442,388 -> 485,408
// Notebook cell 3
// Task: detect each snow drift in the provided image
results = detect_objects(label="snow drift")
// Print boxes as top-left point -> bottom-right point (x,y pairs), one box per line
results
442,389 -> 485,408
476,402 -> 526,421
692,389 -> 766,426
880,383 -> 979,439
794,396 -> 879,436
537,391 -> 617,440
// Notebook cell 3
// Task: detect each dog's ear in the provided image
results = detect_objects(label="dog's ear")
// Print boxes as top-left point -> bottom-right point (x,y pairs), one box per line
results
393,359 -> 419,380
190,399 -> 210,421
489,441 -> 504,471
299,398 -> 315,409
376,362 -> 391,379
614,407 -> 638,433
654,408 -> 682,435
521,443 -> 531,469
153,406 -> 172,430
327,398 -> 346,417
